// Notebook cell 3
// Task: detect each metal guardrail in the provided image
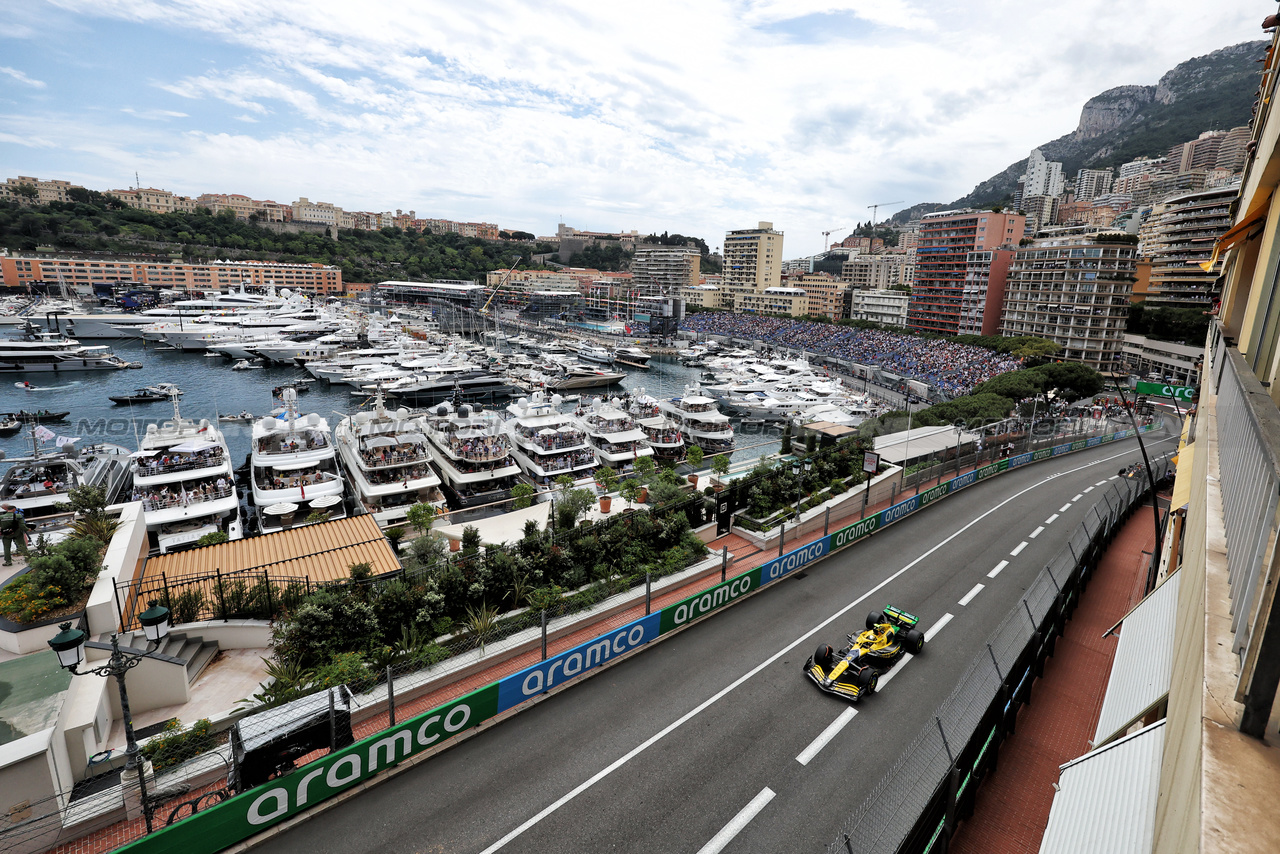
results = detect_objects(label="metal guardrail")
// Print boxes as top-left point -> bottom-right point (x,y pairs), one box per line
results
1211,321 -> 1280,734
826,457 -> 1169,854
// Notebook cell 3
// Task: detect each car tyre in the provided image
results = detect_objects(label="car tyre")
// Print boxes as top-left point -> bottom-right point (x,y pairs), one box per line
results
856,666 -> 874,689
905,629 -> 925,655
866,610 -> 884,630
814,644 -> 834,669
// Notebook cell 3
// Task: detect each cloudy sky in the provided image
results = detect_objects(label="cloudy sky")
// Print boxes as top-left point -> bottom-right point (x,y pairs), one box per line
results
0,1 -> 1264,256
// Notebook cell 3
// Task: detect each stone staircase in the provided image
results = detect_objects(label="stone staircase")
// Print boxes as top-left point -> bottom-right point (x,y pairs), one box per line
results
92,631 -> 219,685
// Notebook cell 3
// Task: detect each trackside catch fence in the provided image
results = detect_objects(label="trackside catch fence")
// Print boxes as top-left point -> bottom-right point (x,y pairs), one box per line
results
825,456 -> 1171,854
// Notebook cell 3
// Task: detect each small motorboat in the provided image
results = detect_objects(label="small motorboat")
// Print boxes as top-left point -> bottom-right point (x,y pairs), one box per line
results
0,419 -> 21,436
109,383 -> 182,404
3,410 -> 71,423
13,381 -> 38,391
231,359 -> 263,371
218,412 -> 255,423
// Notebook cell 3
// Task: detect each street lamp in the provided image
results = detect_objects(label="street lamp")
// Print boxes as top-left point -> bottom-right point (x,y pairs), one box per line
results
792,457 -> 812,518
48,601 -> 171,833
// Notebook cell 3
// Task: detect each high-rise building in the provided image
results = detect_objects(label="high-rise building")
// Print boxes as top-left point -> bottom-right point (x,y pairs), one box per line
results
722,222 -> 783,310
1020,148 -> 1066,199
1074,168 -> 1114,202
906,209 -> 1025,335
1143,185 -> 1238,308
846,289 -> 910,327
630,245 -> 700,299
958,249 -> 1014,336
841,254 -> 905,290
1214,125 -> 1251,174
783,272 -> 846,319
1023,195 -> 1059,235
999,233 -> 1136,371
1168,131 -> 1227,173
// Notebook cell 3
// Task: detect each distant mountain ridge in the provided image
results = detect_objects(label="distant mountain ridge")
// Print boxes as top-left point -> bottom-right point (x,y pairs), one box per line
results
890,40 -> 1268,224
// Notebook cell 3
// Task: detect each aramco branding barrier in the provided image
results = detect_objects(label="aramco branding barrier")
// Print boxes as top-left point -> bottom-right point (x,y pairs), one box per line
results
825,455 -> 1171,854
116,424 -> 1160,854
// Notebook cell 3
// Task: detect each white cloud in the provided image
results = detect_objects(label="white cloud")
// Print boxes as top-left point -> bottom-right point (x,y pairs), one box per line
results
16,1 -> 1268,253
0,66 -> 46,88
122,107 -> 189,120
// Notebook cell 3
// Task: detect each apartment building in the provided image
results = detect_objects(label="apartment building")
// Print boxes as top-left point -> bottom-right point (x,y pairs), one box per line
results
556,223 -> 641,251
957,249 -> 1013,336
110,187 -> 199,214
1143,185 -> 1238,308
737,286 -> 806,316
780,272 -> 845,319
291,197 -> 344,227
1074,168 -> 1114,202
0,255 -> 342,294
1,176 -> 79,205
841,254 -> 905,290
630,245 -> 700,299
722,222 -> 783,310
998,233 -> 1135,370
845,289 -> 909,327
196,193 -> 289,221
907,209 -> 1025,335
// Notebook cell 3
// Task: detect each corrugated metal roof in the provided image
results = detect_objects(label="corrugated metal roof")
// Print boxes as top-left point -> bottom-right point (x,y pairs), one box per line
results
1094,572 -> 1181,747
1039,720 -> 1166,854
143,514 -> 400,585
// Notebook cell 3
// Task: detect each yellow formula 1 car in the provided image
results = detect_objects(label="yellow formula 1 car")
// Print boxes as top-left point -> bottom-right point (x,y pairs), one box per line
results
804,605 -> 926,701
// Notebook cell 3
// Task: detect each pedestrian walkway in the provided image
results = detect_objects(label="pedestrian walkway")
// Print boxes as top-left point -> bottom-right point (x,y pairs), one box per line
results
947,501 -> 1160,854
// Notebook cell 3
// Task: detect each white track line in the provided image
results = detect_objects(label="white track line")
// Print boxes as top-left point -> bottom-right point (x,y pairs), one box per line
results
1059,504 -> 1072,513
1109,475 -> 1119,480
476,439 -> 1174,854
795,709 -> 858,766
924,613 -> 954,642
988,560 -> 1009,578
1072,493 -> 1083,501
1029,526 -> 1045,539
876,653 -> 914,691
1045,514 -> 1059,524
1083,486 -> 1095,493
696,788 -> 776,854
1095,481 -> 1107,486
1010,541 -> 1028,556
958,584 -> 985,607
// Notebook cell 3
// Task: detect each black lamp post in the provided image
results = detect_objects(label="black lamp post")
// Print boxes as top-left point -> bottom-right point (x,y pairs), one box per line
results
792,457 -> 812,517
48,602 -> 171,833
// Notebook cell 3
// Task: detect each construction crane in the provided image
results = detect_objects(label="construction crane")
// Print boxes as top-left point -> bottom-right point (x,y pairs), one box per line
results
867,201 -> 905,226
478,257 -> 522,315
821,226 -> 847,250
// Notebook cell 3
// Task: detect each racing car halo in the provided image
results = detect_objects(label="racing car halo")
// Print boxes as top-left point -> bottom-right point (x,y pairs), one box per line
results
804,605 -> 926,701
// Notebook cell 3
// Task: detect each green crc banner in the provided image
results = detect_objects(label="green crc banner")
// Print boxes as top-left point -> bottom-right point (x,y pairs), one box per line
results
1136,381 -> 1193,402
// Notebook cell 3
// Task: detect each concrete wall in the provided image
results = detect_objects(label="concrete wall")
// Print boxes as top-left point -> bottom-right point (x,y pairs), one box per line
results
172,619 -> 271,649
86,502 -> 148,638
78,647 -> 190,718
0,730 -> 65,854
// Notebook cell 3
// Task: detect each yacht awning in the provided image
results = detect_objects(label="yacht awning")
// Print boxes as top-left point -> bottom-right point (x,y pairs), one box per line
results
395,432 -> 426,444
169,440 -> 219,453
271,460 -> 317,471
1094,573 -> 1181,747
1039,720 -> 1166,854
365,436 -> 397,448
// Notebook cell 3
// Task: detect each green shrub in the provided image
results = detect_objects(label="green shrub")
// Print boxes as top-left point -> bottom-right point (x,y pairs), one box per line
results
141,718 -> 215,771
0,578 -> 69,623
168,587 -> 206,625
272,589 -> 379,668
312,651 -> 374,692
196,531 -> 229,547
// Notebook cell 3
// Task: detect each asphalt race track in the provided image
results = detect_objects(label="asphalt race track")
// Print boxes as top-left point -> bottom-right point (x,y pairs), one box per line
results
252,430 -> 1176,854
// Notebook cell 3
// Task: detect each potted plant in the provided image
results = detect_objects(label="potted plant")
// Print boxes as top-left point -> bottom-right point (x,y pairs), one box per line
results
710,454 -> 731,490
685,445 -> 704,484
633,456 -> 655,503
595,466 -> 618,513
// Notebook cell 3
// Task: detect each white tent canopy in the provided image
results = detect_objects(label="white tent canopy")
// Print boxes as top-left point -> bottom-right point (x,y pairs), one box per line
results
169,440 -> 220,453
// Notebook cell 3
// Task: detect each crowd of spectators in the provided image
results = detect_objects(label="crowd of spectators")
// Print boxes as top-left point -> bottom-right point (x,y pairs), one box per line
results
680,315 -> 1023,398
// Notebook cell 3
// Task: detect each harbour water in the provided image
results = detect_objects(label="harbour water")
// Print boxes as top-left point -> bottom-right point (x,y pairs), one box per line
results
0,339 -> 784,472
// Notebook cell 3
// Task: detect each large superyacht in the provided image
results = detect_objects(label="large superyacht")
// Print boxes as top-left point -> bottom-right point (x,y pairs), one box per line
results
249,389 -> 347,532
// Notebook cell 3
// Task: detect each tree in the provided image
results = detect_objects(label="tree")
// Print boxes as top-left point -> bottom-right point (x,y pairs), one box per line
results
405,502 -> 437,536
711,454 -> 731,477
1028,362 -> 1104,401
595,466 -> 618,494
510,482 -> 536,510
633,455 -> 656,485
619,478 -> 641,510
685,445 -> 704,470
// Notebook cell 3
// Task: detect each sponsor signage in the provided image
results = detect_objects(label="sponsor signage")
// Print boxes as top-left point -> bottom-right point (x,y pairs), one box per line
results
918,482 -> 950,508
1033,448 -> 1053,460
863,451 -> 881,474
949,470 -> 978,491
119,685 -> 501,853
1008,452 -> 1033,469
832,513 -> 880,548
880,495 -> 919,526
759,537 -> 829,583
1087,436 -> 1102,447
660,570 -> 761,633
1051,444 -> 1070,457
499,613 -> 661,712
1135,381 -> 1194,402
1070,440 -> 1087,451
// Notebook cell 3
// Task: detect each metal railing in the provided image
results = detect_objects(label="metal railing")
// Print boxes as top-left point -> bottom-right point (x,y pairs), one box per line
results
827,458 -> 1169,854
1211,322 -> 1280,733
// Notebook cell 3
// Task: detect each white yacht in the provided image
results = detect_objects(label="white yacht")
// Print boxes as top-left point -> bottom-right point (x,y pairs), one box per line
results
0,327 -> 137,373
0,431 -> 130,540
613,346 -> 651,368
249,389 -> 347,533
578,397 -> 653,469
334,391 -> 444,527
574,342 -> 614,365
422,401 -> 521,507
628,390 -> 684,461
126,395 -> 243,553
503,393 -> 596,486
63,287 -> 290,338
659,386 -> 735,454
